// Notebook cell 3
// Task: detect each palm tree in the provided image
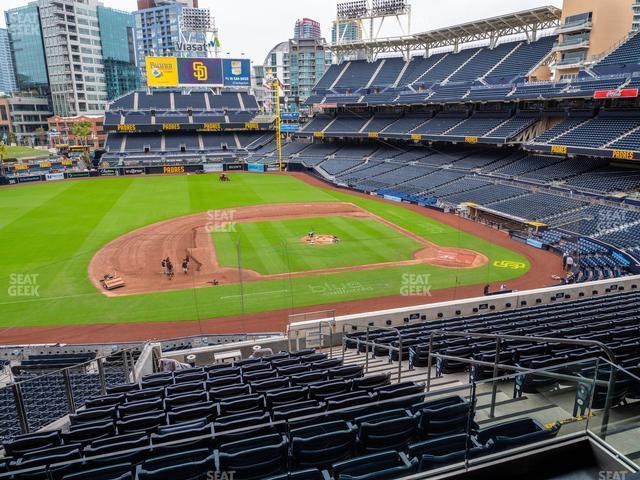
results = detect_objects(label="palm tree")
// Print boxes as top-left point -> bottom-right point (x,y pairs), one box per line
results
70,121 -> 92,148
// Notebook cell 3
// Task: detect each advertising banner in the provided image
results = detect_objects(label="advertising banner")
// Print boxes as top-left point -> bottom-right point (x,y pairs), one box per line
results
146,57 -> 251,88
594,88 -> 639,99
203,163 -> 224,173
280,112 -> 300,120
66,172 -> 90,178
17,175 -> 43,183
123,167 -> 145,176
280,124 -> 300,132
179,58 -> 224,87
45,173 -> 65,182
146,57 -> 179,88
222,59 -> 251,87
225,163 -> 245,171
248,163 -> 265,173
99,169 -> 118,177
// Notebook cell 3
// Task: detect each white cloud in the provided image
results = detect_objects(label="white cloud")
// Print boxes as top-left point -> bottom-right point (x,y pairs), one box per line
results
1,0 -> 562,64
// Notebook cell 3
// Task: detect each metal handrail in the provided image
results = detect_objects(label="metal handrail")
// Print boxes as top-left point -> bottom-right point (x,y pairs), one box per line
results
3,344 -> 143,435
423,330 -> 617,438
363,325 -> 404,382
316,319 -> 336,358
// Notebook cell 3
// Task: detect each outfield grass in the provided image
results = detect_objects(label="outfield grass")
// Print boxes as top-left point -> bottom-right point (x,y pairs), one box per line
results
0,173 -> 530,328
3,146 -> 49,159
212,216 -> 423,275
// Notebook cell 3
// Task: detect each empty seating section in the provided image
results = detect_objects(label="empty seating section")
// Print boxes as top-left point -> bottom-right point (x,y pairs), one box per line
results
420,48 -> 480,85
137,92 -> 171,110
559,78 -> 627,98
545,113 -> 640,148
0,337 -> 574,480
466,86 -> 512,101
321,159 -> 364,176
487,192 -> 586,221
360,115 -> 400,133
325,116 -> 370,134
429,85 -> 470,101
530,116 -> 590,144
123,135 -> 161,152
485,114 -> 538,139
413,114 -> 466,135
449,42 -> 517,83
369,57 -> 405,88
441,183 -> 527,205
301,115 -> 333,133
333,60 -> 381,91
382,116 -> 432,134
165,134 -> 199,151
202,134 -> 237,150
444,114 -> 509,137
492,154 -> 564,177
174,92 -> 207,110
608,128 -> 640,151
597,32 -> 640,67
486,35 -> 556,81
565,168 -> 640,193
314,64 -> 343,91
521,157 -> 607,182
103,111 -> 121,126
397,54 -> 447,86
105,135 -> 123,152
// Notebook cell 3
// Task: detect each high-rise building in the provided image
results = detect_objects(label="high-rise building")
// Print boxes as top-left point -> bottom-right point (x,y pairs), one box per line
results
331,19 -> 363,44
633,0 -> 640,30
264,20 -> 332,109
294,18 -> 321,39
133,0 -> 211,84
97,7 -> 140,101
5,3 -> 49,94
0,29 -> 17,94
37,0 -> 108,116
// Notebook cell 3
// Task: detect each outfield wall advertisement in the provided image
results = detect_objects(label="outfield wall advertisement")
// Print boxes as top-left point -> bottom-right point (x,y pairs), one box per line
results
146,57 -> 251,88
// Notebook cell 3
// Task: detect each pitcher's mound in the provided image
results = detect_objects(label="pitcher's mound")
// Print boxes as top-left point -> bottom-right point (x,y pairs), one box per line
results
300,234 -> 338,245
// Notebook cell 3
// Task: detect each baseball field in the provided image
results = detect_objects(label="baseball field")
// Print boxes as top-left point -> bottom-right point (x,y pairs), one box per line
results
0,172 -> 552,341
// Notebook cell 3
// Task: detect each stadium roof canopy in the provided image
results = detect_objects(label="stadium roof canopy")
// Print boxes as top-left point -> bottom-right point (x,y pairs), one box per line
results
329,6 -> 562,59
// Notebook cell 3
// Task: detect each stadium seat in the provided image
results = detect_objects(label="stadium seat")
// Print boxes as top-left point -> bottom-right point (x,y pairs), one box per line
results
475,418 -> 561,451
290,420 -> 357,468
329,450 -> 415,480
408,433 -> 491,471
217,434 -> 288,479
354,409 -> 418,452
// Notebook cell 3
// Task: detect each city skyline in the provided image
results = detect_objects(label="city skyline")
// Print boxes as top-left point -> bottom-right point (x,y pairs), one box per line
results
1,0 -> 562,65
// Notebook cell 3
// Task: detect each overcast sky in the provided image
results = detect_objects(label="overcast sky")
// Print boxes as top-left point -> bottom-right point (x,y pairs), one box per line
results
0,0 -> 562,63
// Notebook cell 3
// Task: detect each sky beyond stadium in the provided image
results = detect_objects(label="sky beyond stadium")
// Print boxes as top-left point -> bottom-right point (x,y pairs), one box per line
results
0,0 -> 562,64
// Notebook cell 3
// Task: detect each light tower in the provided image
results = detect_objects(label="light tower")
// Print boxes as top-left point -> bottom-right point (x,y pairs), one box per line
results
334,0 -> 411,45
179,7 -> 219,57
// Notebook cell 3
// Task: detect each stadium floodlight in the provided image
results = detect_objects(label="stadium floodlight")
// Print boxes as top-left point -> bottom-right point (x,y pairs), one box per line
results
337,0 -> 368,19
371,0 -> 409,16
180,8 -> 213,33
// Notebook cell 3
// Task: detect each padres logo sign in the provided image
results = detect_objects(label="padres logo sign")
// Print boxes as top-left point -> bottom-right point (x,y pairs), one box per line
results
193,62 -> 208,81
493,260 -> 526,270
